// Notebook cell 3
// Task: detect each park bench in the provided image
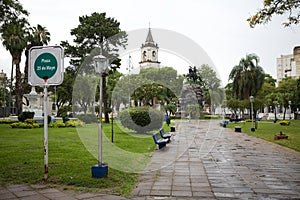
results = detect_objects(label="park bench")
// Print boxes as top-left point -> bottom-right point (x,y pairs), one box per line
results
219,120 -> 229,127
152,132 -> 168,149
159,128 -> 172,142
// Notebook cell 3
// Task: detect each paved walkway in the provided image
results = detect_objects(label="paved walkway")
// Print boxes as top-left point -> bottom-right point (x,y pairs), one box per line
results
1,120 -> 300,199
131,120 -> 300,199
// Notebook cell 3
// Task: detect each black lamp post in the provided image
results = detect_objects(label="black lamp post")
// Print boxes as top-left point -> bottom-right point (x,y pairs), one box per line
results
91,54 -> 108,178
110,64 -> 118,143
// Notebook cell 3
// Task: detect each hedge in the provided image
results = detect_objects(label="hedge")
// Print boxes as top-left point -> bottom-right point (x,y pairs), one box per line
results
119,106 -> 163,133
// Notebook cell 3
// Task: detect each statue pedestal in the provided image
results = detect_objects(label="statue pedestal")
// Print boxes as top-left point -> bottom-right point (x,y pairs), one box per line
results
23,87 -> 43,116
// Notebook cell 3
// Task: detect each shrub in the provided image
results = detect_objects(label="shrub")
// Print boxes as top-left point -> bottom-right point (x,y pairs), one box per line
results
0,119 -> 19,124
77,114 -> 97,124
10,121 -> 40,129
119,107 -> 164,133
55,121 -> 66,128
25,119 -> 35,124
18,111 -> 34,122
204,115 -> 219,119
10,122 -> 20,128
98,118 -> 105,123
74,119 -> 84,127
65,121 -> 75,127
19,122 -> 33,129
279,120 -> 290,126
32,123 -> 40,128
48,119 -> 83,128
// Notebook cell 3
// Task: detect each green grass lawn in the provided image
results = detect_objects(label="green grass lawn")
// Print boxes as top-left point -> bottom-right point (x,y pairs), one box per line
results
0,121 -> 172,196
226,120 -> 300,152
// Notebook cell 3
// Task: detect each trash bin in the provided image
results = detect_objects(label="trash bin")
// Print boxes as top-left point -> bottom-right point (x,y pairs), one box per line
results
170,126 -> 176,132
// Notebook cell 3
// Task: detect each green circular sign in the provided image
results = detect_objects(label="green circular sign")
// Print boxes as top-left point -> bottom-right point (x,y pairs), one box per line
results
34,53 -> 58,80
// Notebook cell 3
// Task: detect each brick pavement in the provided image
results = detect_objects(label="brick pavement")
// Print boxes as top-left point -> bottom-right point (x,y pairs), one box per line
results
131,120 -> 300,199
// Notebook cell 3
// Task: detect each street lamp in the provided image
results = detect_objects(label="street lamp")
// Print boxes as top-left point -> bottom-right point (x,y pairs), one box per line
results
126,55 -> 133,107
110,64 -> 118,143
91,54 -> 108,178
222,100 -> 227,121
250,96 -> 255,132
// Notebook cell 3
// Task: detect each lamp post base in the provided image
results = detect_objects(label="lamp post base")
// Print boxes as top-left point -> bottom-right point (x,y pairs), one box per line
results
91,163 -> 108,178
250,127 -> 255,132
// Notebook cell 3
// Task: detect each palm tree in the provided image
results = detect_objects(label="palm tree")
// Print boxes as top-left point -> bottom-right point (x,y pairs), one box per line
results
0,0 -> 28,25
229,54 -> 265,100
0,17 -> 29,115
24,24 -> 50,89
229,54 -> 265,120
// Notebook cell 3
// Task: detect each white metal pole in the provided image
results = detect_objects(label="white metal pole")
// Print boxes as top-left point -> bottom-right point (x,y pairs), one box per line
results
251,102 -> 254,129
43,85 -> 48,180
98,74 -> 103,166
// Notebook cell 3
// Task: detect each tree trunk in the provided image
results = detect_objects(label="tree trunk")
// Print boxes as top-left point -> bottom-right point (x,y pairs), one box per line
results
15,61 -> 23,115
102,74 -> 109,123
23,49 -> 30,94
283,107 -> 286,120
9,60 -> 14,115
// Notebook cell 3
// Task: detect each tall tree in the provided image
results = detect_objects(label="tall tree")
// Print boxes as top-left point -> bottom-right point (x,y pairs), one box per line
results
248,0 -> 300,27
229,54 -> 265,120
277,78 -> 297,119
196,64 -> 224,113
256,79 -> 276,109
264,73 -> 277,87
197,64 -> 221,91
62,12 -> 127,123
55,66 -> 76,110
72,75 -> 97,114
24,24 -> 51,89
106,69 -> 123,112
0,17 -> 30,114
0,0 -> 28,25
229,54 -> 265,100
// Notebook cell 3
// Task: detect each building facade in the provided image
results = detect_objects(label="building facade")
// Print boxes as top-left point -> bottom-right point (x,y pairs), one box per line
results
277,46 -> 300,82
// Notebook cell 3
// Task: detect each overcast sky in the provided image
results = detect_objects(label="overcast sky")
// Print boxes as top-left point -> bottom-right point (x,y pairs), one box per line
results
0,0 -> 299,85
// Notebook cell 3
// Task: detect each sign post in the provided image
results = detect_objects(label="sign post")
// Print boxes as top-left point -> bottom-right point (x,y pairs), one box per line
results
28,46 -> 64,180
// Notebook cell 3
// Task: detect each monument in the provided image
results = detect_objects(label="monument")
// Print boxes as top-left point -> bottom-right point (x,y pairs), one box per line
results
178,66 -> 205,118
23,86 -> 43,116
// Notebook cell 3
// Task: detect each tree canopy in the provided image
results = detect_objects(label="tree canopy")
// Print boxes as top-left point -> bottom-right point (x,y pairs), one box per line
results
0,0 -> 51,114
0,17 -> 30,114
64,12 -> 127,122
248,0 -> 300,27
0,0 -> 28,25
61,12 -> 127,72
229,53 -> 265,100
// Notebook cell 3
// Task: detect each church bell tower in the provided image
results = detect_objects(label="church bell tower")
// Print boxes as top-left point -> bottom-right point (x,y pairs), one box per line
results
139,27 -> 160,68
